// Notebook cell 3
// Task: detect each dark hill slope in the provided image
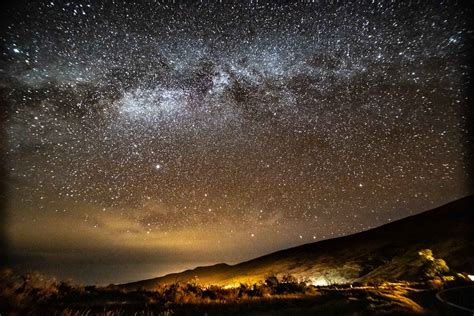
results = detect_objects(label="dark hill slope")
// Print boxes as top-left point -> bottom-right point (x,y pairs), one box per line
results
122,196 -> 473,290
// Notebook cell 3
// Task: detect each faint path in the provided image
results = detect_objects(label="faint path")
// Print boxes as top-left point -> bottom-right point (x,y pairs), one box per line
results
436,285 -> 474,314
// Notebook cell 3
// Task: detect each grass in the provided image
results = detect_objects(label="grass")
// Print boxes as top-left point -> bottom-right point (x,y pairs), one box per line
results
3,269 -> 472,315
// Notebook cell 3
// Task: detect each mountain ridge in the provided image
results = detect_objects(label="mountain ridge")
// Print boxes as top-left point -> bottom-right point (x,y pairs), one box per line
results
121,195 -> 474,290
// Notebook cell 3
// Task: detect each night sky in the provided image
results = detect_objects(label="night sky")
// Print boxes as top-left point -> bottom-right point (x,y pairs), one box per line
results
1,1 -> 472,285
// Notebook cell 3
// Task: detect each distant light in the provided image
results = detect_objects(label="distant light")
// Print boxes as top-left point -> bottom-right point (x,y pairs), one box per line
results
310,278 -> 328,286
251,233 -> 255,237
468,275 -> 474,281
12,48 -> 20,53
155,164 -> 161,170
359,183 -> 363,187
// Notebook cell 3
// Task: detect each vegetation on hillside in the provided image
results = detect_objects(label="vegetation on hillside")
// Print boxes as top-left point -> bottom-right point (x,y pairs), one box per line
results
1,249 -> 472,315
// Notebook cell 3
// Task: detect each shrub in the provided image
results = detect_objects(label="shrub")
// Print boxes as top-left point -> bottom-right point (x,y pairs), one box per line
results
418,249 -> 450,280
262,273 -> 309,294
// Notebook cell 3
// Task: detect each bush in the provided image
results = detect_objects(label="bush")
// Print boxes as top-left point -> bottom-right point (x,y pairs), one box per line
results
263,273 -> 309,294
418,249 -> 450,280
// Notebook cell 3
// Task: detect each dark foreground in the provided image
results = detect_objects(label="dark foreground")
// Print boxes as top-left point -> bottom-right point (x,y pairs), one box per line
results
1,269 -> 473,316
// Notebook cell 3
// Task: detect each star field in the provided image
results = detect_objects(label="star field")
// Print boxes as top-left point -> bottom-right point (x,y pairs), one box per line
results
1,1 -> 471,284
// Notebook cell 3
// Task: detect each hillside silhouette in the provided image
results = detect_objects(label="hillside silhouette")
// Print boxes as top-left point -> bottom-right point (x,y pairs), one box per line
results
122,195 -> 474,290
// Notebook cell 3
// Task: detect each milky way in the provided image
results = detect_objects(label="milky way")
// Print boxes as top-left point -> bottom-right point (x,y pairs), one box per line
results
1,1 -> 472,284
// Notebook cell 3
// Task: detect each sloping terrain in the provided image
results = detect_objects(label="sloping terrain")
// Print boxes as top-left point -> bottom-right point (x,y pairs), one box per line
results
122,196 -> 474,290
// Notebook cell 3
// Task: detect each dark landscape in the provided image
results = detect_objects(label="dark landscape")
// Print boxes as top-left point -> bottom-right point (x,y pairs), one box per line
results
125,195 -> 474,290
1,196 -> 473,315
